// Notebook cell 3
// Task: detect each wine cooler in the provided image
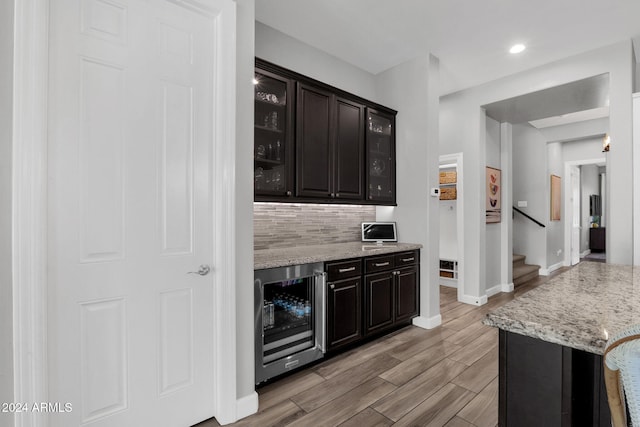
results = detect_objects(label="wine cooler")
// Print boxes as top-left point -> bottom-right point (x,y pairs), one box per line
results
254,263 -> 326,384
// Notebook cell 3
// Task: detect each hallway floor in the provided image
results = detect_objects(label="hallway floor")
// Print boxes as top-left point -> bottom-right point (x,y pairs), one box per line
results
197,267 -> 570,427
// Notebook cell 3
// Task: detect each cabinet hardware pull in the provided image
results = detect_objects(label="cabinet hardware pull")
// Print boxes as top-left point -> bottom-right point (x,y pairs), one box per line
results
374,262 -> 390,267
338,267 -> 356,273
286,191 -> 292,196
402,257 -> 414,262
330,284 -> 335,289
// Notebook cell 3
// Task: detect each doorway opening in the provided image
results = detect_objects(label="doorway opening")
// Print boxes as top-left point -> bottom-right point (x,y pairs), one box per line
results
564,158 -> 607,265
439,153 -> 464,302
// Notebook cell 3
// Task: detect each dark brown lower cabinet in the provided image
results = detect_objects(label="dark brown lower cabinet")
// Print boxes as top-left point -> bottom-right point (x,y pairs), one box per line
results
364,272 -> 395,334
395,267 -> 419,324
325,259 -> 362,351
326,277 -> 361,350
589,227 -> 606,252
499,330 -> 611,426
325,250 -> 419,352
364,251 -> 419,337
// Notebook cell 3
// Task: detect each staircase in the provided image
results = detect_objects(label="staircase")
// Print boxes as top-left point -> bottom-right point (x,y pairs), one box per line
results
513,254 -> 540,286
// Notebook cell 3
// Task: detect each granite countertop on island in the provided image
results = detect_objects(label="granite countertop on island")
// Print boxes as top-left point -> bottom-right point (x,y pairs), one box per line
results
484,261 -> 640,355
254,242 -> 422,270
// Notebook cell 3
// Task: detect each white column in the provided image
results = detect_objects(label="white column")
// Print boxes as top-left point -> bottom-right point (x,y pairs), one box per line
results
500,123 -> 514,291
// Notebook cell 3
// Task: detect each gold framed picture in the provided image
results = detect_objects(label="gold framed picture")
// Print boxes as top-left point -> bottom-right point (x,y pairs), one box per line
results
551,175 -> 561,221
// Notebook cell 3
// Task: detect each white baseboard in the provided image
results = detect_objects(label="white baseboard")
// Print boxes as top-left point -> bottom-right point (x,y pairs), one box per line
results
458,294 -> 488,306
581,249 -> 591,257
218,392 -> 259,425
413,314 -> 442,329
540,262 -> 564,276
237,392 -> 259,420
486,282 -> 514,297
439,280 -> 457,288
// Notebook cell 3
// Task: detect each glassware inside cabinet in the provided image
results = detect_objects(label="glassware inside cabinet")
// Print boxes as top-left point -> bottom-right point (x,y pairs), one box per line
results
254,69 -> 292,197
366,110 -> 395,203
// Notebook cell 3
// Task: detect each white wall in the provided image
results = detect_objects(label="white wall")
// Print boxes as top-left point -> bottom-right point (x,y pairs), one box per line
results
547,142 -> 564,267
562,137 -> 606,161
255,22 -> 377,102
538,117 -> 608,143
512,126 -> 607,271
485,117 -> 501,289
375,55 -> 441,326
440,41 -> 634,301
512,123 -> 547,268
236,0 -> 256,402
0,0 -> 13,412
581,165 -> 600,252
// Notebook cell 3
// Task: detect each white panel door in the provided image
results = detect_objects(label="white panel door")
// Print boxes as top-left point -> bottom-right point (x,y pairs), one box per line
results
47,0 -> 226,425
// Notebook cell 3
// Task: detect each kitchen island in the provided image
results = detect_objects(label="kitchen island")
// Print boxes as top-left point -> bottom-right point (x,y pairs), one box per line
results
484,262 -> 640,426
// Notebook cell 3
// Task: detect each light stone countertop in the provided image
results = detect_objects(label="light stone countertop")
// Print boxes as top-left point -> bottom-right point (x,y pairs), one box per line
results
484,261 -> 640,355
254,242 -> 422,270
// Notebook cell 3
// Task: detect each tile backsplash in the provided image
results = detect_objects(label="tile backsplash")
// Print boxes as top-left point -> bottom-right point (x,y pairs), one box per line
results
254,203 -> 376,250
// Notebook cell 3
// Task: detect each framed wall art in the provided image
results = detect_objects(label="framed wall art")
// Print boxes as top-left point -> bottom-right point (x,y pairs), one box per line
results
486,167 -> 501,223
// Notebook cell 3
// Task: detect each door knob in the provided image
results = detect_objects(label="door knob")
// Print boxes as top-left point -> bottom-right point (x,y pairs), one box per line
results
188,264 -> 211,276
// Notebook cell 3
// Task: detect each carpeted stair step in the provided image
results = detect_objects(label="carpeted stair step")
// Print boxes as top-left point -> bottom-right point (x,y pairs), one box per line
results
513,263 -> 541,286
513,254 -> 526,268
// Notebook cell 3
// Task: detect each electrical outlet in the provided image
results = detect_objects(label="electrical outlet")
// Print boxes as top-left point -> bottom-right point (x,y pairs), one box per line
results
517,201 -> 528,207
557,249 -> 562,256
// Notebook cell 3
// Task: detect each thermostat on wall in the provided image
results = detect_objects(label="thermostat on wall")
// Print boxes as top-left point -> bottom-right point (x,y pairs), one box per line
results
430,188 -> 440,197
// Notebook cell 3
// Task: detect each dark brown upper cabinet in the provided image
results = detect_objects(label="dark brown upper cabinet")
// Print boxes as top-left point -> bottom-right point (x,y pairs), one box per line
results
296,83 -> 334,198
366,108 -> 396,203
296,88 -> 365,200
255,58 -> 396,205
254,67 -> 294,198
334,98 -> 365,200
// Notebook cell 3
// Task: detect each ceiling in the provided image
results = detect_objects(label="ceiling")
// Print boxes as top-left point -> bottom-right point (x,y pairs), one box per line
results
255,0 -> 640,95
482,74 -> 609,124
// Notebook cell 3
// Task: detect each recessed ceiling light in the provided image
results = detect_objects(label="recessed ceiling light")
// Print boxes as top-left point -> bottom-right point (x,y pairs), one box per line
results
510,44 -> 526,54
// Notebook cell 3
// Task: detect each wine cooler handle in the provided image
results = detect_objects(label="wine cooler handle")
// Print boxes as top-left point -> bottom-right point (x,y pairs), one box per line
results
315,271 -> 327,353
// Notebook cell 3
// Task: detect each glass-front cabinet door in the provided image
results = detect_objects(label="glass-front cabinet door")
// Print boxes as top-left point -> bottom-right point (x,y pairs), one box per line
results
366,108 -> 396,204
254,68 -> 294,198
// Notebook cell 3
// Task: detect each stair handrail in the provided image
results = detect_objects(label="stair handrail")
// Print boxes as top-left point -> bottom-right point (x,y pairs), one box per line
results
513,206 -> 545,228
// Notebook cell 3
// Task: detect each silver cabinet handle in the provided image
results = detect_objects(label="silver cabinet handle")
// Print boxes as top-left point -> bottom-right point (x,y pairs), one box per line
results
330,284 -> 335,289
338,267 -> 356,273
402,257 -> 415,262
374,262 -> 390,267
187,264 -> 210,276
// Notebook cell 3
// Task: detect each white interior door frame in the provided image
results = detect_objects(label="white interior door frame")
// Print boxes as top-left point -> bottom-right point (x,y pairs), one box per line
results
438,153 -> 464,303
563,158 -> 605,267
570,165 -> 581,265
12,1 -> 50,426
12,0 -> 240,425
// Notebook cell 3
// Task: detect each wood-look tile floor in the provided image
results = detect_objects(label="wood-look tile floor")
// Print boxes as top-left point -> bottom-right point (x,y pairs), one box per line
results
196,267 -> 570,427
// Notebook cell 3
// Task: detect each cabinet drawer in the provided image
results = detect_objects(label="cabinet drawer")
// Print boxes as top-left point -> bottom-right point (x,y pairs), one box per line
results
365,255 -> 395,273
326,259 -> 362,282
395,251 -> 418,267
